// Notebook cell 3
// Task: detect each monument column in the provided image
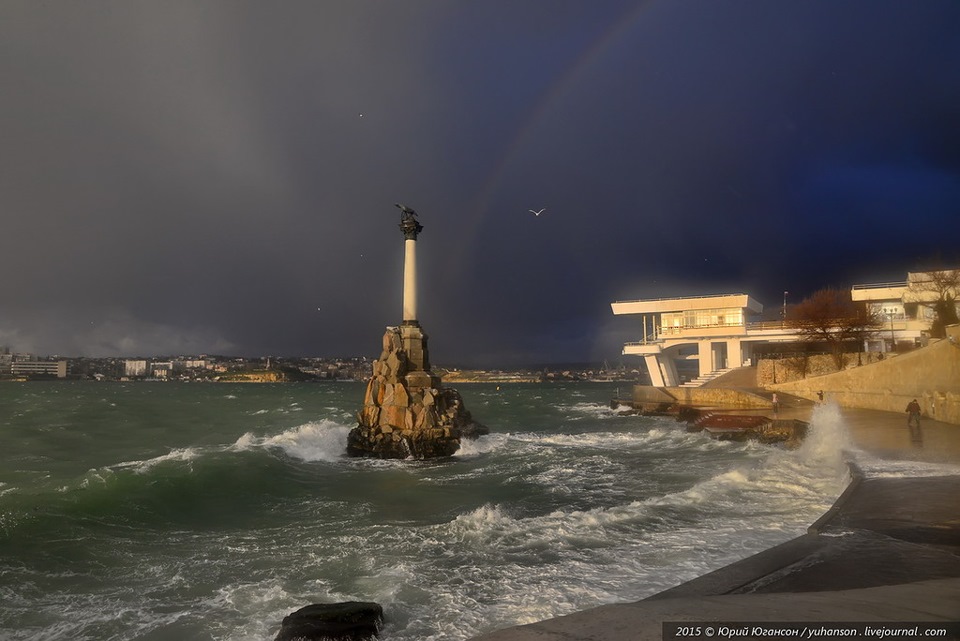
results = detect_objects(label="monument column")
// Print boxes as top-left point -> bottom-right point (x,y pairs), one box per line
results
395,204 -> 436,386
402,233 -> 419,324
346,203 -> 488,459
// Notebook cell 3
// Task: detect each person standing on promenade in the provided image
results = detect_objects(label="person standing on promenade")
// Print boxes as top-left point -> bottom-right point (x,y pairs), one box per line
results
772,393 -> 780,416
906,398 -> 921,428
817,390 -> 824,404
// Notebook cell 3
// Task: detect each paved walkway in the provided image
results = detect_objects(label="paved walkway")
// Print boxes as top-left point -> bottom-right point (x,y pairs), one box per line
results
470,406 -> 960,641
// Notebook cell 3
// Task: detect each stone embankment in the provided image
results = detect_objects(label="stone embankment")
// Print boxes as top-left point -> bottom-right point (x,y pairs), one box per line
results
770,325 -> 960,425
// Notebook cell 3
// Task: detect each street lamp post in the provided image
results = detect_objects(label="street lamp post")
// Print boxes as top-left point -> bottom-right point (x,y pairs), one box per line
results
781,291 -> 788,328
888,311 -> 896,353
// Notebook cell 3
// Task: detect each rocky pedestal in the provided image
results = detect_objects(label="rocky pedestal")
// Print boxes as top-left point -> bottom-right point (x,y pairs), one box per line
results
347,326 -> 487,459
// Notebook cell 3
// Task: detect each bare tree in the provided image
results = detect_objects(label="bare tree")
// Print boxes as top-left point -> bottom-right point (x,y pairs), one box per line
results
906,268 -> 960,338
787,288 -> 882,370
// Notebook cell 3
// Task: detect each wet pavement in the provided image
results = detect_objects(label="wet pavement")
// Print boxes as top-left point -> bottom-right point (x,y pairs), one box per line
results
469,405 -> 960,641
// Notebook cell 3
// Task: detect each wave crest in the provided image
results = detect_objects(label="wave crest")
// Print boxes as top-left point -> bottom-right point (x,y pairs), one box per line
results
234,420 -> 351,462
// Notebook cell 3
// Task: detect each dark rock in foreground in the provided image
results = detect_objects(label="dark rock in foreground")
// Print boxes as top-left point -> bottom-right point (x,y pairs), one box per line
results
274,602 -> 383,641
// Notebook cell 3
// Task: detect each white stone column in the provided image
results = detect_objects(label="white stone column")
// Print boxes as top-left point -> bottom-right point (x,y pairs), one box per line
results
403,238 -> 417,323
698,340 -> 713,377
727,338 -> 743,368
644,355 -> 665,387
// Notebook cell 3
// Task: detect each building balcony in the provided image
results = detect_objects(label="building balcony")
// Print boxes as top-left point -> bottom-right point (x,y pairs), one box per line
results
622,341 -> 662,355
851,281 -> 908,302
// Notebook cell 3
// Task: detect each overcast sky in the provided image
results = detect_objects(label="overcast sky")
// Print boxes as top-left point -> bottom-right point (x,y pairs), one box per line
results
2,1 -> 958,367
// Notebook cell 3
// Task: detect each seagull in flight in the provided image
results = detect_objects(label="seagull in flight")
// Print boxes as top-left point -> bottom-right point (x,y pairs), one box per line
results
528,208 -> 545,216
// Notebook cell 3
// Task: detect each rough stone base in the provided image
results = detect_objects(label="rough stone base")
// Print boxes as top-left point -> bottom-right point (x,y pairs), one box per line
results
348,327 -> 488,460
347,424 -> 460,459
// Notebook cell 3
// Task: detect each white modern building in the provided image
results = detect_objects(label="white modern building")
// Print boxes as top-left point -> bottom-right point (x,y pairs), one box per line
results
611,293 -> 801,387
124,360 -> 148,377
613,269 -> 958,388
151,361 -> 174,378
10,360 -> 68,378
851,269 -> 960,352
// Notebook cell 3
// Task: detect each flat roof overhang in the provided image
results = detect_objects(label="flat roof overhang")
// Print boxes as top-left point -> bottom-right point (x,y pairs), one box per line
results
622,343 -> 662,356
611,293 -> 763,316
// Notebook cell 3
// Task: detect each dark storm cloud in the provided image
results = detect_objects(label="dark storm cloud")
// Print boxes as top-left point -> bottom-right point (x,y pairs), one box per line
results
2,1 -> 958,366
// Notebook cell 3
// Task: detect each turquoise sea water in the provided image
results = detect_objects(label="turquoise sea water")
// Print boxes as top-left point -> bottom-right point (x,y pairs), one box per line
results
1,381 -> 854,640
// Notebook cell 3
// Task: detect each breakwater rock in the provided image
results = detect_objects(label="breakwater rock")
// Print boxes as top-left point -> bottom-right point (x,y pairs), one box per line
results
347,327 -> 487,459
274,602 -> 383,641
685,412 -> 807,447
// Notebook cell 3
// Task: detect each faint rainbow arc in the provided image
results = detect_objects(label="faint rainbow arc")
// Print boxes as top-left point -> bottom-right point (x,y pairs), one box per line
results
462,1 -> 658,248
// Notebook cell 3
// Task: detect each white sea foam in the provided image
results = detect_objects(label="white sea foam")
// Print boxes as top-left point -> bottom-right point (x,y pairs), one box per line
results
234,420 -> 351,462
856,458 -> 960,477
3,386 -> 877,641
563,401 -> 617,420
453,433 -> 508,457
114,447 -> 204,474
509,426 -> 695,451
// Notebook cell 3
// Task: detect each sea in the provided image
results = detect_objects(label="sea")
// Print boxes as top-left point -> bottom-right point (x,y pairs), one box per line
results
0,380 -> 948,641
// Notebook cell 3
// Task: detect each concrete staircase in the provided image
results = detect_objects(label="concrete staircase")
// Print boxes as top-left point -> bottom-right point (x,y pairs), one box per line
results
701,366 -> 759,389
680,368 -> 732,388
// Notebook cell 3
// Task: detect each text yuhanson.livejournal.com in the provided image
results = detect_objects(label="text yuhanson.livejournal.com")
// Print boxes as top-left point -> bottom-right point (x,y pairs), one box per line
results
663,622 -> 960,641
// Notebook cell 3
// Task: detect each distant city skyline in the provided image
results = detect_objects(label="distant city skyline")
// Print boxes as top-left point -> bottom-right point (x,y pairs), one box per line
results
2,2 -> 958,366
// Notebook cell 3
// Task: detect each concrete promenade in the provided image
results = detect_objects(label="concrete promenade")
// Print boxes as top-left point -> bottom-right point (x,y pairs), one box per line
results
470,404 -> 960,640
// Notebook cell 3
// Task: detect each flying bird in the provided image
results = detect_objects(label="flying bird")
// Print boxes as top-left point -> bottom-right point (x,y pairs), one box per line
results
529,208 -> 545,216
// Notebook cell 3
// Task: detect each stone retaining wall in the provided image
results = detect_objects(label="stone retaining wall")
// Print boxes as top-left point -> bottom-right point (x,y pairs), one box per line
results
771,325 -> 960,425
757,352 -> 886,386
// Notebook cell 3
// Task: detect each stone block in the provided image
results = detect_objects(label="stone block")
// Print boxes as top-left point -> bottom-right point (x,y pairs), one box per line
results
379,405 -> 407,429
419,408 -> 437,430
386,352 -> 407,379
393,384 -> 409,407
404,406 -> 415,430
405,371 -> 440,390
359,405 -> 379,427
364,379 -> 380,406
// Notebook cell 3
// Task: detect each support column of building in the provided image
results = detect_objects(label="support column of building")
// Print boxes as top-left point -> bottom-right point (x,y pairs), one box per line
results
712,343 -> 729,370
661,357 -> 679,387
644,355 -> 665,387
654,348 -> 680,387
698,340 -> 713,377
726,338 -> 743,369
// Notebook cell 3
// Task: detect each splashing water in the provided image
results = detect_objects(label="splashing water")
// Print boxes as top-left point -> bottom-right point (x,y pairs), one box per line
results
0,382 -> 908,641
